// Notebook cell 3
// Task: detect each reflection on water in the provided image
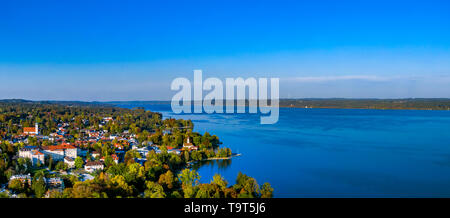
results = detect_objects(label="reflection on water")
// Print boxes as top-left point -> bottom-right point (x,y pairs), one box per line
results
191,159 -> 232,171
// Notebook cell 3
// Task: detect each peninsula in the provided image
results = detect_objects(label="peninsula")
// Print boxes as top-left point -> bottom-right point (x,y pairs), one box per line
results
0,100 -> 273,198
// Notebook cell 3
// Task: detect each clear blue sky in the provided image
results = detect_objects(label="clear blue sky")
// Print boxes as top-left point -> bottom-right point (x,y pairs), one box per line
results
1,0 -> 450,100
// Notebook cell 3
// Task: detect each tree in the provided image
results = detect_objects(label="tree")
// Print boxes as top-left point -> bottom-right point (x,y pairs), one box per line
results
86,152 -> 91,161
195,184 -> 218,198
32,175 -> 46,198
8,179 -> 25,193
70,182 -> 95,198
178,169 -> 200,188
74,157 -> 83,169
235,172 -> 260,198
17,158 -> 28,171
183,151 -> 190,162
212,174 -> 228,190
0,192 -> 9,198
109,175 -> 133,197
178,169 -> 200,198
47,156 -> 53,171
104,155 -> 114,167
158,170 -> 176,190
144,181 -> 166,198
260,183 -> 274,198
47,190 -> 63,198
55,161 -> 66,171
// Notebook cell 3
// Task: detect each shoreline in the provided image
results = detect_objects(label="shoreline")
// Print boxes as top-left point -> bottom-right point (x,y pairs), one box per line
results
187,153 -> 242,167
3,99 -> 450,112
278,105 -> 450,111
205,153 -> 242,161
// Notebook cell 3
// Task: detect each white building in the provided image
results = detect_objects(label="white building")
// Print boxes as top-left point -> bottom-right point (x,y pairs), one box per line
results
183,137 -> 197,150
64,157 -> 75,168
23,123 -> 39,135
91,151 -> 100,159
84,161 -> 104,173
9,174 -> 32,185
136,146 -> 150,157
46,177 -> 64,191
103,117 -> 113,122
42,143 -> 77,161
18,146 -> 44,166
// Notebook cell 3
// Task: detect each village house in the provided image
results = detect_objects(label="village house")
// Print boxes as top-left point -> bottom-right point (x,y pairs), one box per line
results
183,137 -> 198,150
134,158 -> 147,165
167,146 -> 181,155
84,161 -> 104,173
100,154 -> 120,164
42,143 -> 77,161
46,177 -> 64,191
9,174 -> 32,186
64,157 -> 75,168
114,143 -> 124,150
111,154 -> 119,164
135,146 -> 150,157
23,123 -> 39,135
79,174 -> 95,182
18,146 -> 44,166
103,117 -> 113,122
91,151 -> 100,159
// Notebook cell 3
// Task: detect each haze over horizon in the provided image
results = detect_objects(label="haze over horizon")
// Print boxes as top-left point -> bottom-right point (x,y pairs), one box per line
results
1,0 -> 450,101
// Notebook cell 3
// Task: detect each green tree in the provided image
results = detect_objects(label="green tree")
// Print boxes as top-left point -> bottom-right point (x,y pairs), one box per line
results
47,156 -> 53,171
235,172 -> 260,198
144,181 -> 166,198
178,168 -> 200,187
178,169 -> 200,198
158,170 -> 176,190
8,179 -> 26,193
32,175 -> 46,198
260,183 -> 274,198
55,161 -> 66,171
183,151 -> 190,162
212,174 -> 228,191
74,157 -> 83,169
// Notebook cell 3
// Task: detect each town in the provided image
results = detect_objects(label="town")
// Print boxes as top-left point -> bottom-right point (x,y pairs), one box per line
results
0,100 -> 273,198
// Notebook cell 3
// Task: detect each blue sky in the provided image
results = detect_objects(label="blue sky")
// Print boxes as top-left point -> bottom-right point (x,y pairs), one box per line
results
1,0 -> 450,100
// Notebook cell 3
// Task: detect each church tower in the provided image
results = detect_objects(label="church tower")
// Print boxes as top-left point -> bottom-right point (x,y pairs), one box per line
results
35,123 -> 39,135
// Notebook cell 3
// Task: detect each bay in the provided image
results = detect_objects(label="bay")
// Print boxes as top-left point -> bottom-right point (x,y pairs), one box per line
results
116,103 -> 450,197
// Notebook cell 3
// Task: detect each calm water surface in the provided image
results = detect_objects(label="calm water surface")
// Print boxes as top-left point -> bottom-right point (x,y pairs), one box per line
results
116,103 -> 450,197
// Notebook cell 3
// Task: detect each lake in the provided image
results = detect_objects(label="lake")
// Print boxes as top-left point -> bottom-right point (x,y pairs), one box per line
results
115,103 -> 450,197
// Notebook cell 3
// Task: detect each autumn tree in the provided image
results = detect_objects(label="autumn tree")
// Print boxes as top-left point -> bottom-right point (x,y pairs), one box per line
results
73,157 -> 83,169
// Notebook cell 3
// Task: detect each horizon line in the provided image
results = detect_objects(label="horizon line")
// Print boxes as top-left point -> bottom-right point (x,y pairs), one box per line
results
2,98 -> 450,103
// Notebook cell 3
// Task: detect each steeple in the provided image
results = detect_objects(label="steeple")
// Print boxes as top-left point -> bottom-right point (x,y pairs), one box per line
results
35,123 -> 39,135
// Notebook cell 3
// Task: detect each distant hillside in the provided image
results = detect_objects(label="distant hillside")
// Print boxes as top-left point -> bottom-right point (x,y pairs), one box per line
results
279,98 -> 450,110
0,99 -> 33,103
105,101 -> 172,105
0,99 -> 112,107
2,99 -> 450,111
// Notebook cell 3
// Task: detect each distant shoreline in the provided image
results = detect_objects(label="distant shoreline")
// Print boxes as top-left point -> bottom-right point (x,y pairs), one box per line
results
278,105 -> 450,111
2,98 -> 450,111
277,99 -> 450,111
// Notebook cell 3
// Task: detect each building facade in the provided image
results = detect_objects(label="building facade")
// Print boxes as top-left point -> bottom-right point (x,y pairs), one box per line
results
18,146 -> 44,166
42,143 -> 77,161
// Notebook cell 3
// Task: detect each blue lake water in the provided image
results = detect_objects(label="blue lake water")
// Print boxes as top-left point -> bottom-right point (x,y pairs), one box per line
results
116,103 -> 450,197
